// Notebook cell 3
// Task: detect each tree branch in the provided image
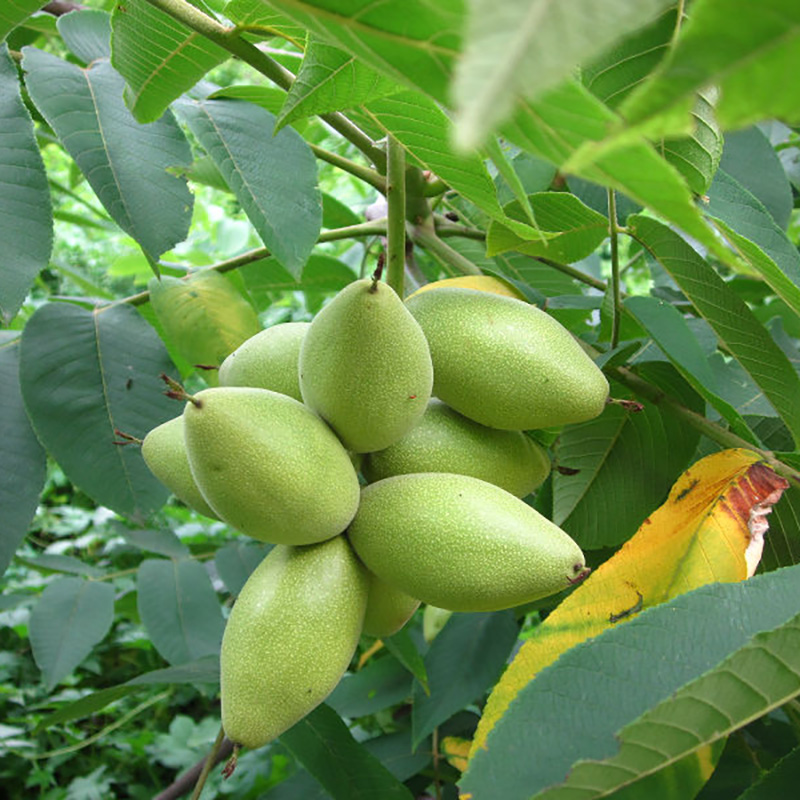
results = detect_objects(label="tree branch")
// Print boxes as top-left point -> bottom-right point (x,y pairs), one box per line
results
153,734 -> 234,800
43,1 -> 84,15
385,136 -> 407,296
141,0 -> 385,169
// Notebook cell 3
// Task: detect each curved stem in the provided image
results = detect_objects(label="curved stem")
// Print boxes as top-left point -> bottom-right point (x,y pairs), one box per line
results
385,136 -> 407,296
190,725 -> 226,800
108,220 -> 389,309
411,223 -> 481,276
141,0 -> 384,168
309,144 -> 386,192
609,364 -> 800,485
607,188 -> 621,347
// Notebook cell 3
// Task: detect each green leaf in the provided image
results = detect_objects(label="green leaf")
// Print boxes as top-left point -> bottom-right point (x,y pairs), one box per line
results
322,193 -> 362,229
29,578 -> 115,690
0,0 -> 46,41
620,0 -> 800,136
553,362 -> 703,549
0,339 -> 46,579
174,98 -> 322,277
120,528 -> 190,559
57,8 -> 111,64
486,193 -> 609,262
493,252 -> 581,297
277,37 -> 399,130
35,655 -> 220,730
214,541 -> 271,596
660,90 -> 723,195
0,44 -> 52,323
383,626 -> 428,693
110,0 -> 228,123
761,484 -> 800,571
451,0 -> 673,150
718,127 -> 793,231
582,8 -> 675,110
19,303 -> 176,519
504,82 -> 733,267
462,563 -> 800,800
328,656 -> 412,719
280,703 -> 414,800
136,558 -> 225,666
412,611 -> 518,750
223,0 -> 307,46
364,91 -> 542,239
22,48 -> 193,261
738,745 -> 800,799
629,214 -> 800,447
241,254 -> 355,303
18,553 -> 105,578
264,0 -> 463,104
624,295 -> 757,443
705,171 -> 800,316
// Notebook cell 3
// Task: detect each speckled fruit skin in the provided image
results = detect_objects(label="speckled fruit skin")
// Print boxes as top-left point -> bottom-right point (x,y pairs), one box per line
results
218,322 -> 309,401
141,416 -> 219,519
362,398 -> 551,497
362,571 -> 420,638
183,387 -> 360,545
221,536 -> 368,750
299,279 -> 433,453
405,288 -> 609,430
347,473 -> 588,612
406,274 -> 525,301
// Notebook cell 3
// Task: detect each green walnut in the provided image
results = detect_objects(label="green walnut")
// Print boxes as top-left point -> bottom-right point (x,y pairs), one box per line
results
362,398 -> 551,497
221,536 -> 368,750
362,571 -> 420,638
218,322 -> 310,402
299,279 -> 433,453
183,387 -> 360,545
347,473 -> 589,612
141,415 -> 219,519
405,288 -> 609,430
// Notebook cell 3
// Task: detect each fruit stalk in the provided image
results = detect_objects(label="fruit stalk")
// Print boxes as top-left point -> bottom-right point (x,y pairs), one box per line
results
386,135 -> 407,297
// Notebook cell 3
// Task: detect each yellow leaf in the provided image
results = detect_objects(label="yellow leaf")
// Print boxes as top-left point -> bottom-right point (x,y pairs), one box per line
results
441,736 -> 471,773
471,448 -> 789,759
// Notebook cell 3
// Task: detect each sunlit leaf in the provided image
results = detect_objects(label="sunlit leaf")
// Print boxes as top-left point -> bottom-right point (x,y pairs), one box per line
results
473,449 -> 788,756
148,270 -> 260,382
621,0 -> 800,134
486,193 -> 608,262
111,0 -> 228,123
452,0 -> 672,150
276,36 -> 399,130
0,0 -> 46,41
263,0 -> 463,104
364,91 -> 545,240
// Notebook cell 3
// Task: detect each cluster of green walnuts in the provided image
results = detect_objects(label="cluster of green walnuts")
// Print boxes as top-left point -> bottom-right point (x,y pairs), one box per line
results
142,274 -> 609,752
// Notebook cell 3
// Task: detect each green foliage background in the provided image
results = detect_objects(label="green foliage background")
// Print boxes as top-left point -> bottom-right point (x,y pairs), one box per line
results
2,1 -> 800,798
